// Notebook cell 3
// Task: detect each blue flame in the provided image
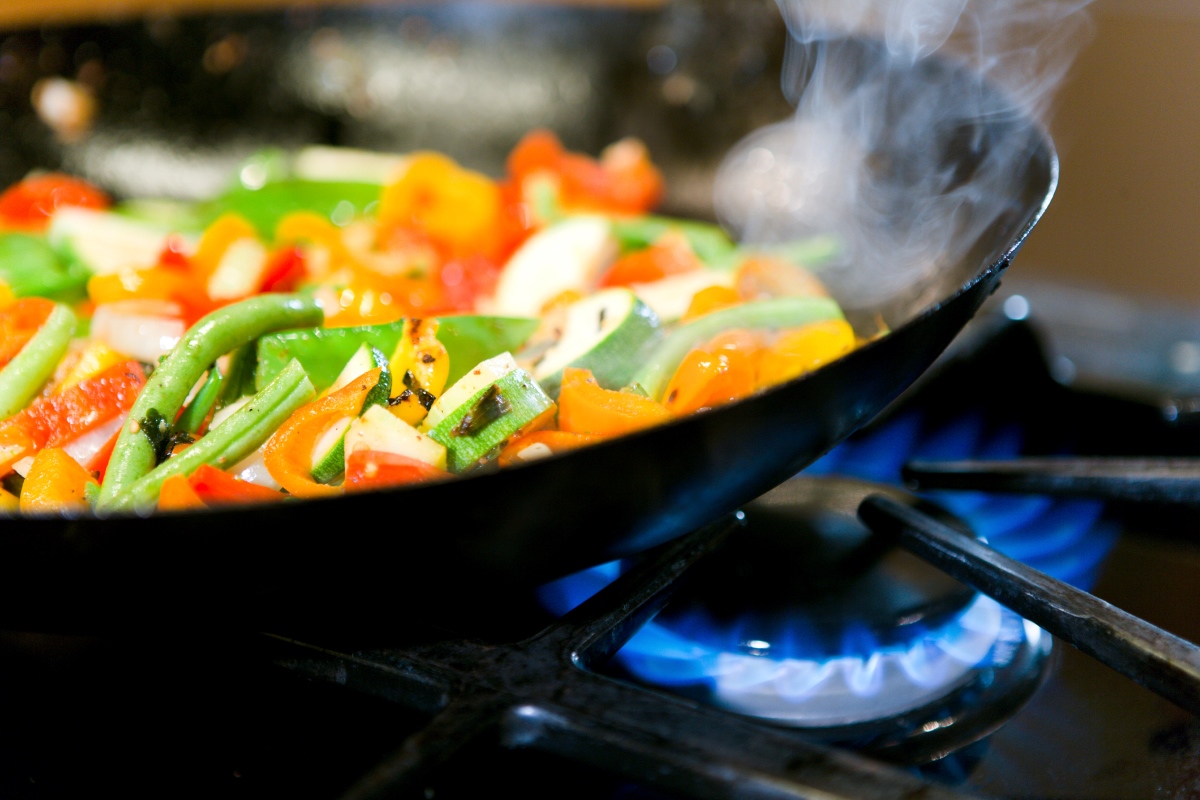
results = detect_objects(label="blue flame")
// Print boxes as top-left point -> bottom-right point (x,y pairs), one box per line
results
538,408 -> 1119,718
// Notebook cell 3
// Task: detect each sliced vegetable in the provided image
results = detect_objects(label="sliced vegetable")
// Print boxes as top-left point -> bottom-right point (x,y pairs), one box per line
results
48,207 -> 172,275
661,332 -> 759,416
427,368 -> 555,472
387,319 -> 447,426
0,303 -> 77,418
756,319 -> 857,388
490,216 -> 616,317
343,449 -> 450,492
631,296 -> 845,401
0,174 -> 109,232
422,351 -> 518,432
261,367 -> 382,499
98,293 -> 323,505
497,430 -> 601,467
310,345 -> 392,484
186,463 -> 285,505
531,288 -> 662,398
18,447 -> 97,514
100,359 -> 315,512
557,367 -> 670,437
344,404 -> 447,471
254,315 -> 537,393
157,473 -> 205,511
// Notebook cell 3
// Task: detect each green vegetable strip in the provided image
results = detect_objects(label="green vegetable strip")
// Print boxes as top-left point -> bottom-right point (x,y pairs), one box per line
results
175,368 -> 224,436
632,296 -> 846,401
99,359 -> 315,512
0,303 -> 76,418
215,342 -> 257,409
98,294 -> 323,505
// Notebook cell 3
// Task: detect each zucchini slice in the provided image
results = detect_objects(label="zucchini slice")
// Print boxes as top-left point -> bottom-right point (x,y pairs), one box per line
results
310,344 -> 392,484
343,405 -> 447,472
490,216 -> 616,317
531,288 -> 662,398
428,368 -> 554,473
421,352 -> 518,432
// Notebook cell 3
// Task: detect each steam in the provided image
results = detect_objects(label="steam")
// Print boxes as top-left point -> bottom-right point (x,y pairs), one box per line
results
714,0 -> 1092,309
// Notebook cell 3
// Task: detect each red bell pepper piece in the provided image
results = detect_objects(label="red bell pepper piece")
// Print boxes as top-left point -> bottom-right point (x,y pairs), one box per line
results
186,464 -> 285,505
0,298 -> 55,368
343,449 -> 451,492
0,174 -> 110,232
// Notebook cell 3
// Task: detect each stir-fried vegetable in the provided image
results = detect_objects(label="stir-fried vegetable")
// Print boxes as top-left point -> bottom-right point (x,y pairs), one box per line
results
0,129 -> 867,515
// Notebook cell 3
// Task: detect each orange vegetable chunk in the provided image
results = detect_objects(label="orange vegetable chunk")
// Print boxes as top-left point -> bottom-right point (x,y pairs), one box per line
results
19,448 -> 96,514
557,368 -> 670,437
757,319 -> 856,388
158,474 -> 206,511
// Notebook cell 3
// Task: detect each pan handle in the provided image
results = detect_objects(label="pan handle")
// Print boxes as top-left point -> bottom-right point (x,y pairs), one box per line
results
904,456 -> 1200,503
858,493 -> 1200,717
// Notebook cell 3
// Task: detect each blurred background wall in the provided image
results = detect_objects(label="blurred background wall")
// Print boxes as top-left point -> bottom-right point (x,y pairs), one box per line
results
0,0 -> 1193,303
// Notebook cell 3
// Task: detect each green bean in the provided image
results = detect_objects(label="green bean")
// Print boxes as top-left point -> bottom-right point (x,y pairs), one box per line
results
98,294 -> 323,504
99,359 -> 315,513
174,367 -> 224,436
0,303 -> 76,418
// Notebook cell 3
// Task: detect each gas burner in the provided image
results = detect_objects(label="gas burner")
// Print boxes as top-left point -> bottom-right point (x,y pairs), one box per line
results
540,478 -> 1052,763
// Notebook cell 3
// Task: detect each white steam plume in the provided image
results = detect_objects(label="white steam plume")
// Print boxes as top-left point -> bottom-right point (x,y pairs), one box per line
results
714,0 -> 1092,310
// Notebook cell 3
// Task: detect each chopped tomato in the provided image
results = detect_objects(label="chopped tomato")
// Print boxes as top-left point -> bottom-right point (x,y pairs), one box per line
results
0,174 -> 109,232
343,449 -> 450,492
186,464 -> 285,505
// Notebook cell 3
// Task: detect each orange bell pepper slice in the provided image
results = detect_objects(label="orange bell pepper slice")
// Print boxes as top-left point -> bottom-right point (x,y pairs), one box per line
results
662,330 -> 761,416
186,463 -> 285,505
0,174 -> 109,232
557,367 -> 671,437
0,360 -> 146,475
262,368 -> 382,498
19,448 -> 97,514
191,213 -> 260,277
158,474 -> 206,511
757,319 -> 857,388
343,449 -> 451,492
681,285 -> 742,322
87,266 -> 213,322
378,153 -> 502,259
0,298 -> 54,368
497,430 -> 601,468
598,239 -> 699,288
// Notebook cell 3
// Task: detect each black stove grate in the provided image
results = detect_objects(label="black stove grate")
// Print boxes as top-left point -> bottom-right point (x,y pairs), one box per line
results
270,516 -> 981,800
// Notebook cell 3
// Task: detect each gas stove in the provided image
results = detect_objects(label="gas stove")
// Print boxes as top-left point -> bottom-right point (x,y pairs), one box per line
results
2,279 -> 1199,800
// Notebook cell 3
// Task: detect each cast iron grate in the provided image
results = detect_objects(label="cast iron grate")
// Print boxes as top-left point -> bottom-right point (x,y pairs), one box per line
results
269,515 -> 979,800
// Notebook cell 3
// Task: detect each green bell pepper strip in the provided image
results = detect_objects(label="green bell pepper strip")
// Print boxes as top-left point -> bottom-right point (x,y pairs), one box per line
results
0,303 -> 76,418
200,180 -> 382,239
255,315 -> 539,394
611,216 -> 738,265
215,342 -> 258,409
98,294 -> 323,505
631,296 -> 846,401
98,359 -> 315,513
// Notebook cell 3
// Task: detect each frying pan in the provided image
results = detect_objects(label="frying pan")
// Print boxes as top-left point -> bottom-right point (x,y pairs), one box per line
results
0,4 -> 1057,633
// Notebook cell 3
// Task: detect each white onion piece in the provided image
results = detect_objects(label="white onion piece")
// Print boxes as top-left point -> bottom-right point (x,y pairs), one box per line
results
231,447 -> 281,491
61,415 -> 125,468
209,396 -> 252,430
12,456 -> 35,477
91,302 -> 186,363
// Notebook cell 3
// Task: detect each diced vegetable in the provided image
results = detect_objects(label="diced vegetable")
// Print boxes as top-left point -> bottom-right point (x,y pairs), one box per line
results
427,368 -> 555,472
387,319 -> 448,426
98,294 -> 323,505
422,352 -> 518,432
157,474 -> 205,511
100,359 -> 315,512
18,447 -> 96,514
490,216 -> 616,317
254,315 -> 537,393
631,296 -> 845,401
310,345 -> 392,484
0,303 -> 76,418
531,288 -> 662,399
0,233 -> 91,300
557,367 -> 670,437
48,208 -> 172,275
344,404 -> 447,471
343,449 -> 450,492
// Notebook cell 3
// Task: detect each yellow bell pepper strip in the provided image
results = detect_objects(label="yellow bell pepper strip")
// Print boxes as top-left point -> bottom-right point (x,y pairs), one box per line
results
388,318 -> 449,426
557,367 -> 670,437
0,280 -> 14,310
99,359 -> 315,512
662,331 -> 760,416
497,430 -> 601,468
98,294 -> 323,506
19,447 -> 98,514
0,486 -> 18,513
262,367 -> 383,498
378,153 -> 502,259
681,285 -> 742,323
0,302 -> 76,419
191,213 -> 260,277
157,473 -> 206,512
757,319 -> 857,389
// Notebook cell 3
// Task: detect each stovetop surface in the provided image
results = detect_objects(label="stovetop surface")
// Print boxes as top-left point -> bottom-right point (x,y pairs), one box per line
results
3,285 -> 1200,800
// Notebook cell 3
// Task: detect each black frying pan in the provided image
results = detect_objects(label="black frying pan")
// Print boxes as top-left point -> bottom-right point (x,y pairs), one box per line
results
0,5 -> 1057,633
